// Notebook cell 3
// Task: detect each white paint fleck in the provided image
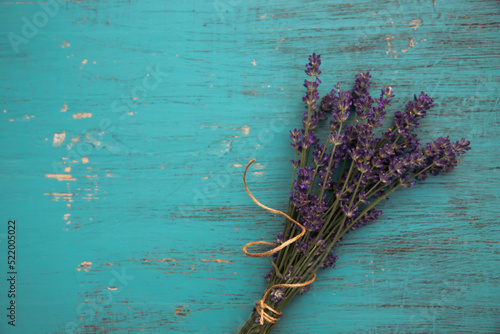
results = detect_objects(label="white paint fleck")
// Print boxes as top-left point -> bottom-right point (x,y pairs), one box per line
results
53,131 -> 66,146
241,125 -> 250,136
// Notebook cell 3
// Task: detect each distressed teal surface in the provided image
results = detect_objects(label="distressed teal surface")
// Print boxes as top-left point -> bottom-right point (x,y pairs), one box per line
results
0,0 -> 499,333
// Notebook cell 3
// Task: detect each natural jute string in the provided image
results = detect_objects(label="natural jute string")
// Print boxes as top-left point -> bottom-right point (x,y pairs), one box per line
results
254,273 -> 316,325
242,159 -> 317,325
242,159 -> 306,258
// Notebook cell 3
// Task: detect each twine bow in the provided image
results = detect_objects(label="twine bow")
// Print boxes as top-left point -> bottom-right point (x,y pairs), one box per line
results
242,159 -> 317,325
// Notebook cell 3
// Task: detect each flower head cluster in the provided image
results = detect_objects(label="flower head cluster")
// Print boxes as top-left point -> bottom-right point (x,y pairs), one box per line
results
282,54 -> 470,288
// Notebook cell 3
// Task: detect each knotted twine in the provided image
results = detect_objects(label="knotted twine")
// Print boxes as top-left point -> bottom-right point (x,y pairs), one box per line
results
242,159 -> 317,326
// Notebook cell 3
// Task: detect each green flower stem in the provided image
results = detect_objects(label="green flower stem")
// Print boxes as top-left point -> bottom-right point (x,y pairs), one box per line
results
313,123 -> 343,196
337,159 -> 347,184
349,171 -> 364,207
318,144 -> 339,199
276,215 -> 299,273
299,75 -> 316,169
286,151 -> 298,213
340,162 -> 355,195
364,180 -> 382,198
277,209 -> 305,274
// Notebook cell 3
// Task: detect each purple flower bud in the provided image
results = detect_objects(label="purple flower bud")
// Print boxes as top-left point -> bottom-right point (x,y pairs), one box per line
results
371,157 -> 384,169
353,72 -> 371,97
352,209 -> 382,229
355,161 -> 371,173
389,157 -> 405,175
340,202 -> 358,218
305,53 -> 322,76
321,252 -> 339,269
303,78 -> 320,92
453,137 -> 471,155
313,145 -> 330,167
379,171 -> 392,184
357,191 -> 370,204
319,91 -> 335,112
379,143 -> 395,159
328,131 -> 345,146
270,288 -> 286,302
332,90 -> 352,122
275,232 -> 284,245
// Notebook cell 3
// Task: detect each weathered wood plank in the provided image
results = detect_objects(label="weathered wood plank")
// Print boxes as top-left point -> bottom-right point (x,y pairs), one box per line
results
0,0 -> 498,333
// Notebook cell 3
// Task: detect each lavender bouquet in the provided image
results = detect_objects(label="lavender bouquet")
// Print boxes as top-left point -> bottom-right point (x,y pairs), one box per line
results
237,53 -> 471,334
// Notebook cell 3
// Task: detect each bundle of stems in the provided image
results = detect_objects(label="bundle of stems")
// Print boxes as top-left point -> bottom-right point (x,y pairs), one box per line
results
237,54 -> 470,334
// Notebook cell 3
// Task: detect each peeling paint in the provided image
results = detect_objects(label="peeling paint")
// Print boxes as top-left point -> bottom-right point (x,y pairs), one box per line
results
385,34 -> 394,56
45,174 -> 76,181
241,125 -> 250,136
44,192 -> 74,202
175,305 -> 190,317
79,59 -> 87,70
72,112 -> 92,119
77,261 -> 92,272
53,131 -> 66,146
200,258 -> 232,263
85,133 -> 101,146
60,40 -> 70,48
143,258 -> 177,263
408,19 -> 421,30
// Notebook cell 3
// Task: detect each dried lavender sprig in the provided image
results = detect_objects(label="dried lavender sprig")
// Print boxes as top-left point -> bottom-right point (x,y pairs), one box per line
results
278,53 -> 335,275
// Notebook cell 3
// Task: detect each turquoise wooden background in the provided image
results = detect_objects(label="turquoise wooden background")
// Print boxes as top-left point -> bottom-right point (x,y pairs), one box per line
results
0,0 -> 498,333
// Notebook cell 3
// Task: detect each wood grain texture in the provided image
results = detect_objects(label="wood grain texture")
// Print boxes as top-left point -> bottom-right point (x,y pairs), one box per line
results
0,0 -> 498,333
